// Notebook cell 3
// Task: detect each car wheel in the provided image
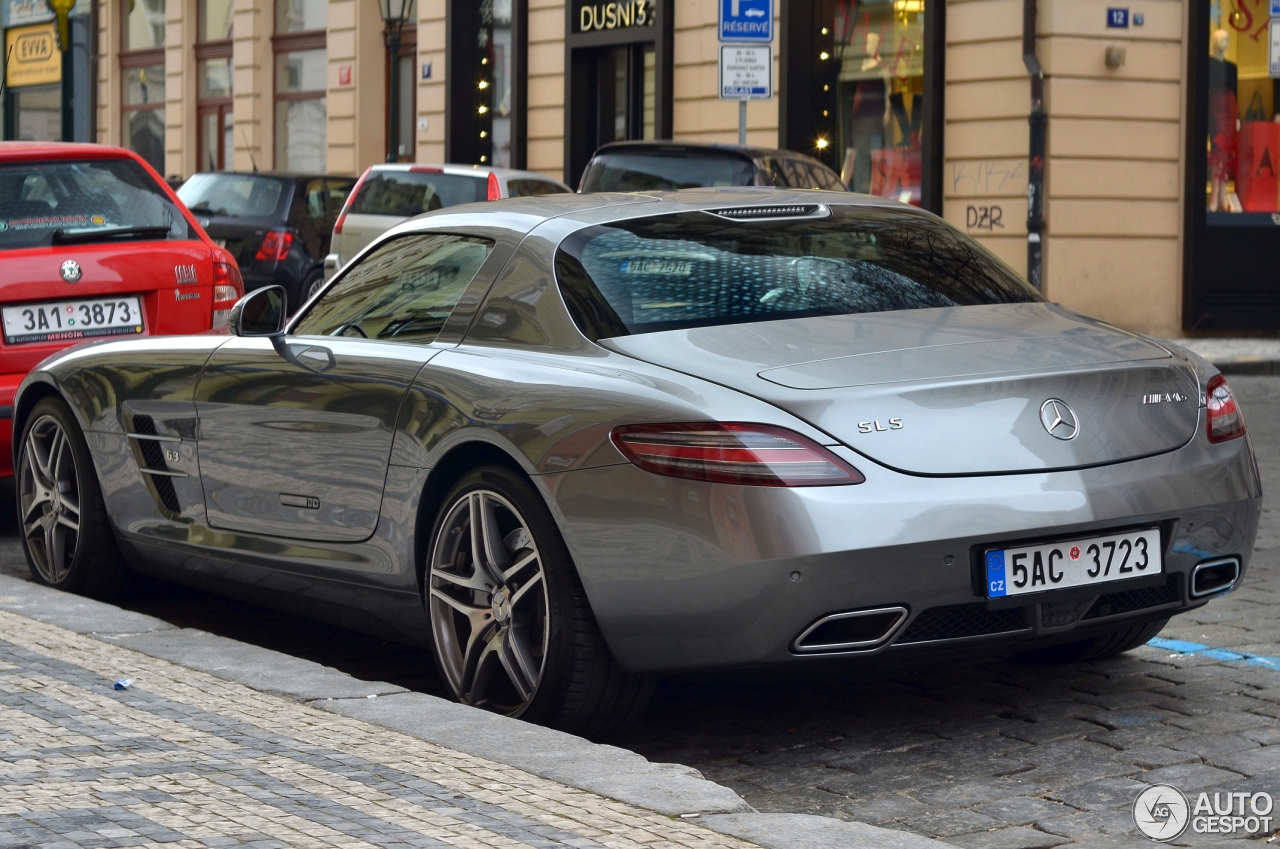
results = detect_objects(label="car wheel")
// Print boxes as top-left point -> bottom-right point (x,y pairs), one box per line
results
17,397 -> 128,598
426,465 -> 652,738
1024,616 -> 1170,664
303,270 -> 326,303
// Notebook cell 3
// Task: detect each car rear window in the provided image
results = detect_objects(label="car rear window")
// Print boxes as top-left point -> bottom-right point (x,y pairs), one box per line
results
580,151 -> 755,192
556,206 -> 1042,340
178,173 -> 287,218
508,179 -> 570,197
348,171 -> 487,217
0,158 -> 194,250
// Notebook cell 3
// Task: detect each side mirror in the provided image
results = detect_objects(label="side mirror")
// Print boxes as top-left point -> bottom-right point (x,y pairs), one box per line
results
230,286 -> 287,337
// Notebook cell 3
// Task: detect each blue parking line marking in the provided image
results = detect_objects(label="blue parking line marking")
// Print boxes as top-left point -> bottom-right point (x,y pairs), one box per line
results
1148,636 -> 1280,669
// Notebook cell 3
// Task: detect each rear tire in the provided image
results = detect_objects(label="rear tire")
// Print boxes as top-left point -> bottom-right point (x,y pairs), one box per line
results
425,465 -> 653,739
17,397 -> 129,599
302,269 -> 326,306
1024,616 -> 1169,664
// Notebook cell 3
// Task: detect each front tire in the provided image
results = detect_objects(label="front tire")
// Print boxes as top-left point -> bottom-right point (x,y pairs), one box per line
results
426,465 -> 652,738
17,397 -> 128,598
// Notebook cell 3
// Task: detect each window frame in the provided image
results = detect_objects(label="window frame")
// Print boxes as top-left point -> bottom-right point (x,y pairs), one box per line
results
272,4 -> 327,171
195,4 -> 234,173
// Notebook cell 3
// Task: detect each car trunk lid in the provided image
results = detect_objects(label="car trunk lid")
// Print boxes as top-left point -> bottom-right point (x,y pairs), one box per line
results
601,303 -> 1200,475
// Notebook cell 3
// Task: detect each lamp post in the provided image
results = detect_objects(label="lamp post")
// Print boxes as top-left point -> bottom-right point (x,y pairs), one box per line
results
48,0 -> 76,141
379,0 -> 417,163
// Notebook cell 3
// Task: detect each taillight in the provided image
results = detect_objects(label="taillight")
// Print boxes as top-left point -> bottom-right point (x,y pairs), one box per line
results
211,260 -> 243,330
487,171 -> 501,201
255,229 -> 293,261
334,166 -> 372,236
610,422 -> 864,487
1206,374 -> 1246,443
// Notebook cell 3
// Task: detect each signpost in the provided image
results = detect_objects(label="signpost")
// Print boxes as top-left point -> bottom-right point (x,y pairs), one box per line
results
718,0 -> 773,145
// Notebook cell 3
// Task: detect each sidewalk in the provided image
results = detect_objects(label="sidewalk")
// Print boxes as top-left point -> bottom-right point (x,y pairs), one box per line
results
1166,338 -> 1280,375
0,574 -> 949,849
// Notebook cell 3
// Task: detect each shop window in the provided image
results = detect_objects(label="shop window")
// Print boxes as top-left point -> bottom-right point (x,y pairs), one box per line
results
784,0 -> 937,209
447,0 -> 526,169
120,0 -> 165,174
274,0 -> 327,172
197,0 -> 234,172
1204,10 -> 1280,218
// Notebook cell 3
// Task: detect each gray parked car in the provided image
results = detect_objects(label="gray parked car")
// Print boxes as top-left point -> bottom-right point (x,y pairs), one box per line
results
13,189 -> 1260,738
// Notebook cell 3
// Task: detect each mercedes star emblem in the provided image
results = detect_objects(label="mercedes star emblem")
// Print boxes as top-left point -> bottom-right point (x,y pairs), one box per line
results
1040,399 -> 1079,441
59,260 -> 82,283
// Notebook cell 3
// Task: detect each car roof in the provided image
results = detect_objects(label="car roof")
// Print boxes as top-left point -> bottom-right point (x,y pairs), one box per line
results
0,142 -> 147,162
185,171 -> 352,182
393,187 -> 913,238
364,162 -> 568,182
590,140 -> 821,162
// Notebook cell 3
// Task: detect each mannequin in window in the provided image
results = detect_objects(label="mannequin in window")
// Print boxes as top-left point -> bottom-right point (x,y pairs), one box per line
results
1208,28 -> 1238,212
841,31 -> 892,192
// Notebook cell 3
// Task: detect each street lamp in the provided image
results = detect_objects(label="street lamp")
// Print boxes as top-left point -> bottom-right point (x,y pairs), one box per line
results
379,0 -> 417,163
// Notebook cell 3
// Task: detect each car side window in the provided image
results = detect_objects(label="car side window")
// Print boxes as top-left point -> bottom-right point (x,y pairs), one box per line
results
304,179 -> 326,221
293,233 -> 494,345
326,179 -> 354,221
763,158 -> 789,187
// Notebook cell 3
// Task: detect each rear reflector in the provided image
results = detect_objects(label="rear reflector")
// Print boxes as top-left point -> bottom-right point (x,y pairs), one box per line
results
487,171 -> 501,201
1206,374 -> 1246,444
255,229 -> 293,261
610,422 -> 864,487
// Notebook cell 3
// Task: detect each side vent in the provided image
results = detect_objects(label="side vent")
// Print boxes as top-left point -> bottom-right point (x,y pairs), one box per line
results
129,414 -> 182,514
706,204 -> 828,222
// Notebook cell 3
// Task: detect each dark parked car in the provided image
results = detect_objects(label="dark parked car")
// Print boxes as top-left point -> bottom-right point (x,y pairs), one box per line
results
178,172 -> 355,310
578,141 -> 846,193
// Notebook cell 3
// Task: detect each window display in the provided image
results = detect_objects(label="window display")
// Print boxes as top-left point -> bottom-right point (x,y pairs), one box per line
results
832,0 -> 925,205
1204,3 -> 1280,219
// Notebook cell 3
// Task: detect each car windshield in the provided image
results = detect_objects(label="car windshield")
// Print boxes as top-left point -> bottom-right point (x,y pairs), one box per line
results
178,173 -> 288,218
0,159 -> 194,250
348,171 -> 488,217
557,206 -> 1043,339
580,151 -> 755,191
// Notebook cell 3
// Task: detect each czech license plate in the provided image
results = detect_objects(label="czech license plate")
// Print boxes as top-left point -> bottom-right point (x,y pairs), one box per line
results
2,296 -> 145,345
986,528 -> 1162,599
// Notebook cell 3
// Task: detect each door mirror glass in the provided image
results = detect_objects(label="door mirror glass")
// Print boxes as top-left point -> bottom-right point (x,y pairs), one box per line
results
231,286 -> 287,336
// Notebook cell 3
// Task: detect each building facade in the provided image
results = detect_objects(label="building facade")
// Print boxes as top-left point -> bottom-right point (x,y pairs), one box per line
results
5,0 -> 1275,337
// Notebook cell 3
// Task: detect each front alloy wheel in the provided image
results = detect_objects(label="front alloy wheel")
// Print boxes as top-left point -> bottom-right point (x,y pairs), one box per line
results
20,414 -> 82,584
429,488 -> 549,715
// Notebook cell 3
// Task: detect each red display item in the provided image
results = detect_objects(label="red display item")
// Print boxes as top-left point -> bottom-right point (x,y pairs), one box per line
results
0,142 -> 243,477
870,147 -> 922,206
1237,121 -> 1279,212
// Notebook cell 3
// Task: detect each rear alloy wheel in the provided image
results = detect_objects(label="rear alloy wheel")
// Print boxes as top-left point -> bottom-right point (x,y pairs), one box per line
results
304,270 -> 326,303
18,397 -> 127,597
427,466 -> 651,738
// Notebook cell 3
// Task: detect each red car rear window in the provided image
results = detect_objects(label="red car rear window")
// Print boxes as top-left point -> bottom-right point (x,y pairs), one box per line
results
0,158 -> 195,251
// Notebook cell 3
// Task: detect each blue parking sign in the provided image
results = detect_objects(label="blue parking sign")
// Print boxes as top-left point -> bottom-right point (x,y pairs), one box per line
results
720,0 -> 772,42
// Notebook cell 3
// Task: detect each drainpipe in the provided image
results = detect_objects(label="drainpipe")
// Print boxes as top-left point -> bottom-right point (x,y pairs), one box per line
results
1024,0 -> 1046,291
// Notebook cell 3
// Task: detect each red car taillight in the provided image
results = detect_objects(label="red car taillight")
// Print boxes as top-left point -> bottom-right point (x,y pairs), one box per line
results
1206,374 -> 1246,443
487,171 -> 501,200
610,422 -> 864,487
211,260 -> 243,330
255,229 -> 293,261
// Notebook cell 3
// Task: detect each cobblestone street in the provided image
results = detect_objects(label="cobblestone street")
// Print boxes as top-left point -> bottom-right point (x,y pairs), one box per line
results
1,378 -> 1278,848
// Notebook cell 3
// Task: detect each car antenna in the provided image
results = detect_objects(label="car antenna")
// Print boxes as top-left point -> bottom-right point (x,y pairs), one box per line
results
239,126 -> 258,172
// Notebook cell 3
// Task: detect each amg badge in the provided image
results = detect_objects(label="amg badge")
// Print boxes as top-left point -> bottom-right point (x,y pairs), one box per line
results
1142,392 -> 1188,405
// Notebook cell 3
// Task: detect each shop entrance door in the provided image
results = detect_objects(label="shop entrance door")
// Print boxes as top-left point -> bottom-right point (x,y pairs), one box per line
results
568,43 -> 655,185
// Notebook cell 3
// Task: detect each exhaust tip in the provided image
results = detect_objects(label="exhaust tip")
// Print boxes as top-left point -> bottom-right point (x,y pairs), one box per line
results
1190,557 -> 1241,599
792,606 -> 908,653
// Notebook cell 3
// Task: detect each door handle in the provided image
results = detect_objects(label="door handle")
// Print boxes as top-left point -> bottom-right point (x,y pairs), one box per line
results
270,335 -> 336,373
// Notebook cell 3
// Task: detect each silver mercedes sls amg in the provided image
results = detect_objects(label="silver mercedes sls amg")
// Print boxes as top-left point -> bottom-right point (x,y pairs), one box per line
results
14,188 -> 1260,737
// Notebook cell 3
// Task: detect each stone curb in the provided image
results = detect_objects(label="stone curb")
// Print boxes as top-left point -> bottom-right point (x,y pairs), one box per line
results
0,572 -> 957,849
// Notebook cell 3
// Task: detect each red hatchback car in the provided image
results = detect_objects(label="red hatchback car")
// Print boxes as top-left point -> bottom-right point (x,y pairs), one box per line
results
0,143 -> 243,476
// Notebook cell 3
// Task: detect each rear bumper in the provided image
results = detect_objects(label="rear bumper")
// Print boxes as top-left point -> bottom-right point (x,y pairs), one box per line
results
544,433 -> 1262,674
0,372 -> 22,477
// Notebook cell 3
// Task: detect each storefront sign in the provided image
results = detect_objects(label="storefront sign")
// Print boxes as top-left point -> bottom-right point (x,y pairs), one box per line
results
2,0 -> 84,28
1271,19 -> 1280,77
719,0 -> 772,42
719,44 -> 771,100
573,1 -> 654,34
5,22 -> 60,88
